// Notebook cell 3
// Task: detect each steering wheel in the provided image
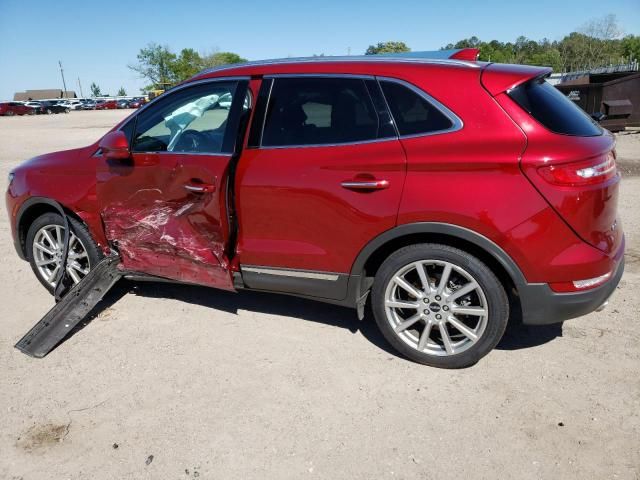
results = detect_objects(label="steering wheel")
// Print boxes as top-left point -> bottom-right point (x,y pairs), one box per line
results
172,129 -> 208,153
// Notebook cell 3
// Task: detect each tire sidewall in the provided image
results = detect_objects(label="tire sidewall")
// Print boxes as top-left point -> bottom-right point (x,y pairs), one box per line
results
371,244 -> 509,368
25,212 -> 103,294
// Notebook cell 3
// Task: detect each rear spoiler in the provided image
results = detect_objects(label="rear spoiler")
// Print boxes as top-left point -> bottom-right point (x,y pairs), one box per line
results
481,63 -> 553,96
378,48 -> 480,61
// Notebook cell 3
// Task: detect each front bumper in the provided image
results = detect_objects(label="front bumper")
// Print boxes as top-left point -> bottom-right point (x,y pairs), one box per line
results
519,256 -> 625,325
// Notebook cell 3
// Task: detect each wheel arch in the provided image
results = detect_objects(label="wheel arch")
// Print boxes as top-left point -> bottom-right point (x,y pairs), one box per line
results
16,197 -> 90,259
349,223 -> 528,311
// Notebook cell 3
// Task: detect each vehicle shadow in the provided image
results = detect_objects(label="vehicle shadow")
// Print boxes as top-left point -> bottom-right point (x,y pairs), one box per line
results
126,280 -> 399,357
495,302 -> 563,350
59,280 -> 563,358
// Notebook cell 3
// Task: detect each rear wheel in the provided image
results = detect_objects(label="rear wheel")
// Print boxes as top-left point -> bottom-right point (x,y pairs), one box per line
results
6,110 -> 15,116
26,213 -> 103,293
46,109 -> 52,115
371,244 -> 509,368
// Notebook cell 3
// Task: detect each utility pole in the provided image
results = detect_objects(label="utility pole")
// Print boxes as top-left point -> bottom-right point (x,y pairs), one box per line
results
59,61 -> 68,98
77,77 -> 84,98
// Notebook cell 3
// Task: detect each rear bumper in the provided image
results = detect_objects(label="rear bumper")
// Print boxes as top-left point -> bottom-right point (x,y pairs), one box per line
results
519,255 -> 624,325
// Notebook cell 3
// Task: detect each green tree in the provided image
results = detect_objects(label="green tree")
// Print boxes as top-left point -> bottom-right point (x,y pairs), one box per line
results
90,82 -> 101,97
201,51 -> 247,68
365,41 -> 410,55
621,35 -> 640,62
117,86 -> 127,96
172,48 -> 204,80
128,43 -> 177,88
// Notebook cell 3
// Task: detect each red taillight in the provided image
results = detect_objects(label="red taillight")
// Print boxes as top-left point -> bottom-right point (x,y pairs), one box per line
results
537,152 -> 617,186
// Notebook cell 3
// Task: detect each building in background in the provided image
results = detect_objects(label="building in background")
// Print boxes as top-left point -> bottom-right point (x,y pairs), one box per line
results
13,89 -> 77,101
553,62 -> 639,132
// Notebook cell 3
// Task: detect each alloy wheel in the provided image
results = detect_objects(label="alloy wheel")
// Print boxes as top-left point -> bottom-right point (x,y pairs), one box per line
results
32,224 -> 91,287
384,260 -> 489,356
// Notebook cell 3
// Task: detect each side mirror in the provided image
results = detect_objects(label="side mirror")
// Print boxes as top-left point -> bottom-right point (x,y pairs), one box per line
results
99,131 -> 130,160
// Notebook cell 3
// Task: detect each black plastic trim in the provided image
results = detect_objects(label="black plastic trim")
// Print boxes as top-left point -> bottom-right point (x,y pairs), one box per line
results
518,258 -> 624,325
350,222 -> 528,286
241,265 -> 349,301
14,197 -> 67,260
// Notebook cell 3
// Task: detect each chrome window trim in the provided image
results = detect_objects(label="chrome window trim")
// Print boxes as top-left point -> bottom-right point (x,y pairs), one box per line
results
376,76 -> 464,138
264,73 -> 375,80
120,76 -> 251,156
242,266 -> 340,281
258,74 -> 398,150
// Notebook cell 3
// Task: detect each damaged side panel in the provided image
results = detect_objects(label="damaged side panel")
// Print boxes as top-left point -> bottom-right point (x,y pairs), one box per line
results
97,152 -> 235,290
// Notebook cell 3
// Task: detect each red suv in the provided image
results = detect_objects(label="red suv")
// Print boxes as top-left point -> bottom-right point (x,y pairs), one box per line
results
0,102 -> 36,116
95,100 -> 118,110
6,50 -> 624,367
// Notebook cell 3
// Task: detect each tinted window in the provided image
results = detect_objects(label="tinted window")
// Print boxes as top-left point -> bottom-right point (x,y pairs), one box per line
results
508,78 -> 602,136
380,81 -> 454,136
132,81 -> 238,154
262,77 -> 383,147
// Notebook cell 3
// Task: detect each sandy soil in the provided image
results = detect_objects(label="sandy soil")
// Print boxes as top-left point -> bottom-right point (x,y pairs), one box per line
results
0,111 -> 638,480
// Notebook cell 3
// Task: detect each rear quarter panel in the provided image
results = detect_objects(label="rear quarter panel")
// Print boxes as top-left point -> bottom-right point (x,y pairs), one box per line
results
392,66 -> 606,283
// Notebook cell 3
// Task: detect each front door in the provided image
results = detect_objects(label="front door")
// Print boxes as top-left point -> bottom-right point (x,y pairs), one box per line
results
97,78 -> 249,290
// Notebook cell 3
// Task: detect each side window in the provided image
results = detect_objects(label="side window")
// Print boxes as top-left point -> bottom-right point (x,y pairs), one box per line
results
261,77 -> 384,147
380,80 -> 455,136
131,81 -> 238,154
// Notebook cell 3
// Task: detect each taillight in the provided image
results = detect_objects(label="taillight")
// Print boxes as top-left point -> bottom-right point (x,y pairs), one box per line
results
537,152 -> 617,186
550,271 -> 612,293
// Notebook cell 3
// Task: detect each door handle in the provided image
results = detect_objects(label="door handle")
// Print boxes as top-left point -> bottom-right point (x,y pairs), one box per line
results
341,179 -> 390,191
184,182 -> 216,193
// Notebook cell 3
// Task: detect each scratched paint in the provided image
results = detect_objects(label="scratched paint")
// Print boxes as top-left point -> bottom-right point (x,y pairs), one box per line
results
102,195 -> 233,290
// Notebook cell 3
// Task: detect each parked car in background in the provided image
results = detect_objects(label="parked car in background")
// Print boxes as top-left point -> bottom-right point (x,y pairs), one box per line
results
95,100 -> 118,110
0,102 -> 36,116
23,101 -> 44,114
5,51 -> 625,368
80,100 -> 96,110
128,98 -> 145,108
116,99 -> 130,109
38,101 -> 69,114
58,100 -> 83,110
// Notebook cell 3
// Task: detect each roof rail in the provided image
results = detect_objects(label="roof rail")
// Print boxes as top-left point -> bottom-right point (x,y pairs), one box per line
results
194,49 -> 481,78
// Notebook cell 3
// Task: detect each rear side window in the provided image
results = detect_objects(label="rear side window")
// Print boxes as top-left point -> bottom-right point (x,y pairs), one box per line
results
508,78 -> 602,136
262,77 -> 385,147
380,80 -> 455,136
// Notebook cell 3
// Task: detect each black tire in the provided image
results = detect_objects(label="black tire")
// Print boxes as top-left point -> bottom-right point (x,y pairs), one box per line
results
371,243 -> 509,368
26,212 -> 103,294
6,110 -> 15,116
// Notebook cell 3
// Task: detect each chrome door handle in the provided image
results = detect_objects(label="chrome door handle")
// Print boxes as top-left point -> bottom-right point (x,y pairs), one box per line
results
184,183 -> 215,193
341,179 -> 390,190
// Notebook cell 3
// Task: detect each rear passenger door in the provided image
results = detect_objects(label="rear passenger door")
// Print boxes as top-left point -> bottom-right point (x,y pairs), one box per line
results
235,75 -> 406,300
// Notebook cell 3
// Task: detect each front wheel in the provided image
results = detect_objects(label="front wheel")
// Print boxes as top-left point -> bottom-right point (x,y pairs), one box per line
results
26,212 -> 103,294
371,244 -> 509,368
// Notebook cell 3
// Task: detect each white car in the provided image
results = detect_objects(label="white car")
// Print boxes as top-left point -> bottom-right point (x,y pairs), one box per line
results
57,100 -> 83,110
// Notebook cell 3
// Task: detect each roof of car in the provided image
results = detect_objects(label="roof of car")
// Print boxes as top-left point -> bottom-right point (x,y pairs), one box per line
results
193,50 -> 482,80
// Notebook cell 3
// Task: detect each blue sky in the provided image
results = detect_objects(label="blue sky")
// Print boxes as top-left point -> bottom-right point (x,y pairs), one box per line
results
1,0 -> 639,100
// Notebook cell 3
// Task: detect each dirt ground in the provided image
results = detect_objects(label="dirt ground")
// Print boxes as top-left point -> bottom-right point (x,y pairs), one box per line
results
0,111 -> 638,480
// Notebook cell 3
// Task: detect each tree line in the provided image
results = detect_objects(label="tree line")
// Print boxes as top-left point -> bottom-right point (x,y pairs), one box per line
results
368,15 -> 639,73
125,14 -> 639,94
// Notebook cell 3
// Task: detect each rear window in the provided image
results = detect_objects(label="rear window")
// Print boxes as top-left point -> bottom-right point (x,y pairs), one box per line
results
261,77 -> 383,147
508,78 -> 602,136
